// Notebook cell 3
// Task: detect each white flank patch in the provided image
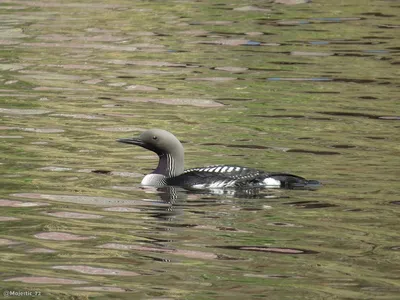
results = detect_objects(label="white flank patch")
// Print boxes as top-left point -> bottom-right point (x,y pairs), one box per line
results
235,167 -> 241,171
263,177 -> 281,187
227,167 -> 234,172
209,167 -> 216,172
141,174 -> 166,186
221,166 -> 228,173
192,184 -> 206,189
214,167 -> 222,172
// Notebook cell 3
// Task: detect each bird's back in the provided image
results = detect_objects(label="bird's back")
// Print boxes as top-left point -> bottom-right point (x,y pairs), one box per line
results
166,165 -> 319,190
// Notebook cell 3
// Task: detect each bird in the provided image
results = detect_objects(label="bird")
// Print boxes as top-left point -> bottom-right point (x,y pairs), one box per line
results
117,129 -> 320,191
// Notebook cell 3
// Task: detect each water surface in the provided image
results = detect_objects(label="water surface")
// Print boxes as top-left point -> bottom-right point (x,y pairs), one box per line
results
1,0 -> 399,299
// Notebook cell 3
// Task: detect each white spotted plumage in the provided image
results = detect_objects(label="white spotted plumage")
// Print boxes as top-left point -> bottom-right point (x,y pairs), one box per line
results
179,164 -> 282,189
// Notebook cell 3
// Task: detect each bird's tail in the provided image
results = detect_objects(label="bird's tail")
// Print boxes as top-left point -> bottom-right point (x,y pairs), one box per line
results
300,179 -> 321,190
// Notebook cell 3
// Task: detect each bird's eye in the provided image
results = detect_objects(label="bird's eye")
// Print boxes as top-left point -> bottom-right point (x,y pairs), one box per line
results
152,136 -> 158,140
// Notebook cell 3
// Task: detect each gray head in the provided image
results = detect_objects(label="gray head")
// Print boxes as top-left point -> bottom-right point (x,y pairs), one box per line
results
118,129 -> 184,177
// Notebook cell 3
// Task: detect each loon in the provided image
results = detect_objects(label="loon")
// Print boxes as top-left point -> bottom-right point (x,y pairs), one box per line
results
117,129 -> 320,190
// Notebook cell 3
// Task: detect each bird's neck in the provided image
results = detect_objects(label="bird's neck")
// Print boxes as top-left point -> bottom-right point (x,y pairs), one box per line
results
153,151 -> 184,178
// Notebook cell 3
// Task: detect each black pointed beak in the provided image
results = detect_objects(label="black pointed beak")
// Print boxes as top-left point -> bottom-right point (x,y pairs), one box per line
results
117,137 -> 144,146
117,136 -> 159,154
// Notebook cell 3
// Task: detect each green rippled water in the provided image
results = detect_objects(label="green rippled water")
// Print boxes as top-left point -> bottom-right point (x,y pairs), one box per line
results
1,0 -> 399,299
